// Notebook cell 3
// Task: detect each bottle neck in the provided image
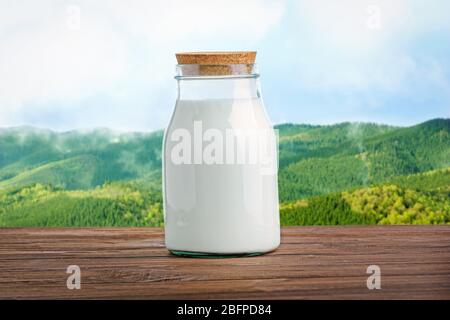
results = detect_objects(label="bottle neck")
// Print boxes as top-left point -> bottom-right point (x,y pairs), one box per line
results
175,63 -> 260,100
177,77 -> 261,100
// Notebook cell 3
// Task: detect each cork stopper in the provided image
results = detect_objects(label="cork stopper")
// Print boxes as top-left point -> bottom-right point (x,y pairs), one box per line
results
175,51 -> 257,76
176,51 -> 256,65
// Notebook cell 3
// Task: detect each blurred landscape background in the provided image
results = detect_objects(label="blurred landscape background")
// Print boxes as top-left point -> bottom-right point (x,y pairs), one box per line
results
1,1 -> 449,226
0,118 -> 448,226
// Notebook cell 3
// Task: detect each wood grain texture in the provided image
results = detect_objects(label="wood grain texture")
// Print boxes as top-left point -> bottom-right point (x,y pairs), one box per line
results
0,226 -> 449,300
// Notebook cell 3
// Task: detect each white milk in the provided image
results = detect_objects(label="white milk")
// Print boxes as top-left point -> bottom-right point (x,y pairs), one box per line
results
163,98 -> 280,254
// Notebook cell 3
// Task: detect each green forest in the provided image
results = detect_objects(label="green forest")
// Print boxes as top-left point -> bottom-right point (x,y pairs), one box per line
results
0,118 -> 449,227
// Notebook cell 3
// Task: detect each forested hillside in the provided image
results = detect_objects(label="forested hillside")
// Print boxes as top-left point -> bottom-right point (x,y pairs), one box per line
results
0,119 -> 449,226
280,168 -> 450,226
0,127 -> 163,189
278,119 -> 450,201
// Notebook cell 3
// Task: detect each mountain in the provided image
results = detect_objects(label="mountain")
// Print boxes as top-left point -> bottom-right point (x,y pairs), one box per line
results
0,127 -> 163,190
0,118 -> 449,226
278,118 -> 450,201
1,168 -> 448,227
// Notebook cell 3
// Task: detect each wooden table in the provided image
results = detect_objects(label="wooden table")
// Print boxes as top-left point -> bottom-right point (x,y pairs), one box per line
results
1,226 -> 449,299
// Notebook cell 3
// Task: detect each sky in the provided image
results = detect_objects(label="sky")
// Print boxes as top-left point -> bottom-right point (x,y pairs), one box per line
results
0,0 -> 449,132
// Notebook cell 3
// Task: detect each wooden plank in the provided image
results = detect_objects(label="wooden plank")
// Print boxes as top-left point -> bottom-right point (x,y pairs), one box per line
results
0,226 -> 449,299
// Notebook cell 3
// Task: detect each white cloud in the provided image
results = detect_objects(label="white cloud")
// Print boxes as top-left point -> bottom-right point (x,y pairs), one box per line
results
296,0 -> 411,52
104,0 -> 285,43
0,0 -> 286,128
291,0 -> 450,94
1,0 -> 448,129
0,1 -> 129,126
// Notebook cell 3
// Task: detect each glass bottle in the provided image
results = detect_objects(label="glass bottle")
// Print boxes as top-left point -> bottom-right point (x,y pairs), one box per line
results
163,52 -> 280,257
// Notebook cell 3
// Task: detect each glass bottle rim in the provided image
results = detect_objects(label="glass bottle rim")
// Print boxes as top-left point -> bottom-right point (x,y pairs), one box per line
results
175,63 -> 259,80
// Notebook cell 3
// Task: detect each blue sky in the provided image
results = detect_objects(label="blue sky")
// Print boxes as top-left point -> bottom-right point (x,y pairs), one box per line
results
0,0 -> 449,131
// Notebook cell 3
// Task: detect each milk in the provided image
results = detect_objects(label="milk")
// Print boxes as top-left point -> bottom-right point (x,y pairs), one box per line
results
163,98 -> 280,254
